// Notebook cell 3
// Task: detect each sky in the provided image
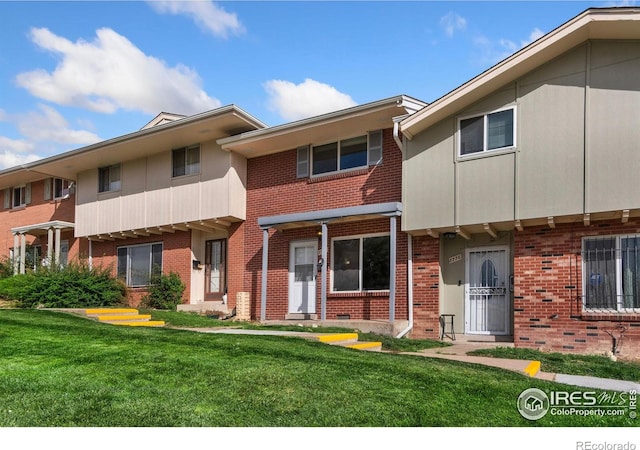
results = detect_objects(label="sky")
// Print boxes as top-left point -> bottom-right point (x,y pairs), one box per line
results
0,0 -> 636,170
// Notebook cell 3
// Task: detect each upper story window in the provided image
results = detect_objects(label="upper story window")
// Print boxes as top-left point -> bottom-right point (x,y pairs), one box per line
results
297,130 -> 383,178
172,145 -> 200,178
583,235 -> 640,312
13,185 -> 28,208
332,233 -> 390,292
98,164 -> 121,193
53,178 -> 70,199
458,107 -> 515,157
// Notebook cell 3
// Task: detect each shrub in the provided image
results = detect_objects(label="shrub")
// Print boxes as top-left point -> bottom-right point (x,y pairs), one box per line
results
142,271 -> 185,311
0,261 -> 126,308
0,256 -> 14,280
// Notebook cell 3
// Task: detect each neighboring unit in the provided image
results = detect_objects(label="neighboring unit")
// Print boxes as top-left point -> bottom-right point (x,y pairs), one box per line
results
399,7 -> 640,357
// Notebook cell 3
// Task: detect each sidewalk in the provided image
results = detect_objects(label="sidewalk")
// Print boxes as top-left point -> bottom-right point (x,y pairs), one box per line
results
410,340 -> 640,393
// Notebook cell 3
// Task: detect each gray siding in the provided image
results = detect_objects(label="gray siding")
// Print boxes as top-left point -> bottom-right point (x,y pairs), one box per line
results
403,40 -> 640,232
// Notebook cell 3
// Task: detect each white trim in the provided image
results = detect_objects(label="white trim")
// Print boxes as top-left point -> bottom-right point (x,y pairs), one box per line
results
116,241 -> 163,288
330,232 -> 391,293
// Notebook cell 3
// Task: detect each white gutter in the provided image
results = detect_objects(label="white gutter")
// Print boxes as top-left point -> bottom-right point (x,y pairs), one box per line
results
396,233 -> 413,338
392,115 -> 407,153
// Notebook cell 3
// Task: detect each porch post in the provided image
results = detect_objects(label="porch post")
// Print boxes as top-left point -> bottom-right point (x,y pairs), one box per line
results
389,216 -> 397,322
19,233 -> 26,275
88,238 -> 93,269
54,227 -> 61,265
260,228 -> 269,321
12,233 -> 19,274
47,227 -> 54,264
321,221 -> 328,321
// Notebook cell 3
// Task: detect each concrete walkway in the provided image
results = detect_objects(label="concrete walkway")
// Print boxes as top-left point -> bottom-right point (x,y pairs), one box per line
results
408,340 -> 640,393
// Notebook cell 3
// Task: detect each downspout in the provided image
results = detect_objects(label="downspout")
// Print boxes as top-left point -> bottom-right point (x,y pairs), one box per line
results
396,233 -> 413,338
394,116 -> 413,338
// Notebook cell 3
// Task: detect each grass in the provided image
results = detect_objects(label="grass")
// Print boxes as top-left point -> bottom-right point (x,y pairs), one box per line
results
467,347 -> 640,382
142,309 -> 450,352
0,309 -> 636,427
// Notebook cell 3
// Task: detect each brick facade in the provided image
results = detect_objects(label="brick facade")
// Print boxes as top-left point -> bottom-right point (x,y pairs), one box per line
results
514,220 -> 640,357
410,235 -> 441,340
90,231 -> 192,307
0,179 -> 83,263
244,128 -> 408,321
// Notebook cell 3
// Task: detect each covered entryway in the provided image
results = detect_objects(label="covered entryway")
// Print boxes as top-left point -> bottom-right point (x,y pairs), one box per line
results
204,239 -> 226,300
288,240 -> 317,316
11,220 -> 75,273
465,246 -> 510,335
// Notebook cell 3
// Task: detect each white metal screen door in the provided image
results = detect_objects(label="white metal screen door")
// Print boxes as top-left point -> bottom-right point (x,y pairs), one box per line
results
288,241 -> 317,314
465,247 -> 510,335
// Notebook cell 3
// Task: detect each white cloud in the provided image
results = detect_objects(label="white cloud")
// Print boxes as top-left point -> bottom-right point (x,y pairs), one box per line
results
264,78 -> 357,121
16,27 -> 221,116
474,27 -> 545,66
148,1 -> 244,38
440,12 -> 467,37
0,136 -> 40,169
17,104 -> 102,145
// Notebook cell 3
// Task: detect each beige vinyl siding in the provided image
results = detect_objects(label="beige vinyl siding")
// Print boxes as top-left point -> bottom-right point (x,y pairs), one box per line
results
516,44 -> 586,220
75,140 -> 246,237
586,40 -> 640,213
403,39 -> 640,232
402,119 -> 455,231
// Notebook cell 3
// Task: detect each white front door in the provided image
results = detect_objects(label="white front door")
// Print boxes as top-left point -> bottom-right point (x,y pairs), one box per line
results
465,246 -> 510,335
289,240 -> 317,314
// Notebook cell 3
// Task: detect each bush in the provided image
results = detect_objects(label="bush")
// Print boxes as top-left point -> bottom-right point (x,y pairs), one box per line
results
142,271 -> 185,311
0,256 -> 14,280
0,261 -> 126,308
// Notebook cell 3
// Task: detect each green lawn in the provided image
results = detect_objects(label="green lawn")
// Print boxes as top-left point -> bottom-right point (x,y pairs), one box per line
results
467,346 -> 640,382
0,310 -> 636,427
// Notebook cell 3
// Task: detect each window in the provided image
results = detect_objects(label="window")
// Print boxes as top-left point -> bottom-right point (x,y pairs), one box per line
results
172,145 -> 200,177
13,186 -> 27,208
459,107 -> 515,156
53,178 -> 70,199
307,130 -> 383,177
583,236 -> 640,311
98,164 -> 121,193
117,243 -> 162,287
332,234 -> 390,292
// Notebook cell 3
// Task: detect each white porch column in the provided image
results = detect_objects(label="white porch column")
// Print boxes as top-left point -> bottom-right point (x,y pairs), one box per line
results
389,215 -> 397,322
13,233 -> 19,274
88,238 -> 93,269
54,227 -> 61,265
19,233 -> 26,275
260,228 -> 269,321
47,227 -> 54,264
320,221 -> 328,321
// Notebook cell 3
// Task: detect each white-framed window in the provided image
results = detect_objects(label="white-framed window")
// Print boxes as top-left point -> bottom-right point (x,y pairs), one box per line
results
53,178 -> 70,200
12,184 -> 30,208
331,233 -> 390,292
301,130 -> 383,177
116,242 -> 163,287
458,107 -> 515,157
172,145 -> 200,178
98,164 -> 121,193
582,235 -> 640,312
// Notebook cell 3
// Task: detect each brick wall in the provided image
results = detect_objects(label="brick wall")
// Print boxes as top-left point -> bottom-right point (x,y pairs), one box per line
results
0,179 -> 82,261
410,235 -> 441,339
514,220 -> 640,357
91,231 -> 192,307
244,128 -> 407,320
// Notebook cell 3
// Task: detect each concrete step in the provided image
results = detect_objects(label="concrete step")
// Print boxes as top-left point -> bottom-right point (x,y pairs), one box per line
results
346,341 -> 383,352
316,333 -> 382,352
83,308 -> 165,328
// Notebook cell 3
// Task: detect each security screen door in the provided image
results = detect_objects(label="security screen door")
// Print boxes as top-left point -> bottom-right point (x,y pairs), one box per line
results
465,247 -> 510,334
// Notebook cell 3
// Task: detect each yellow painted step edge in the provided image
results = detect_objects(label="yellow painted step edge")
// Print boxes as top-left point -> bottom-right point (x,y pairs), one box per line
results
85,308 -> 139,315
110,321 -> 165,327
347,342 -> 382,350
97,314 -> 151,322
317,333 -> 359,343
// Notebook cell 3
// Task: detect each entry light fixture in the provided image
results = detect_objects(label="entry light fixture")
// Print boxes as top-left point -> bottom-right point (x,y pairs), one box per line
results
443,232 -> 457,240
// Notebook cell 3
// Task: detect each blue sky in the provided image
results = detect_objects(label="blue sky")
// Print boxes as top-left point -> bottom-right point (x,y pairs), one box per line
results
0,0 -> 633,170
